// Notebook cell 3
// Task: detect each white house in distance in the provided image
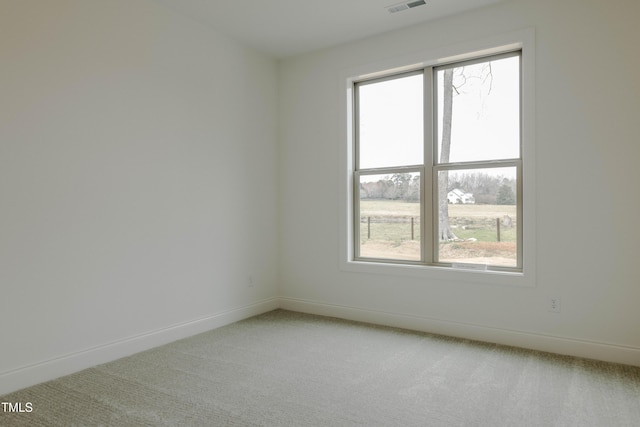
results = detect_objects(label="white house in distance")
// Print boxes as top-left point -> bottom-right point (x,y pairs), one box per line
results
448,189 -> 475,204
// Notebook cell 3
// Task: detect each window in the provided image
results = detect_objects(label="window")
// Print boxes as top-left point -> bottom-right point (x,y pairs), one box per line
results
353,51 -> 522,272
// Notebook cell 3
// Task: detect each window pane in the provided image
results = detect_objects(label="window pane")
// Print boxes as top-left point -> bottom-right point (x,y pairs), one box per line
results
358,74 -> 423,169
358,172 -> 421,261
437,167 -> 517,267
437,55 -> 519,163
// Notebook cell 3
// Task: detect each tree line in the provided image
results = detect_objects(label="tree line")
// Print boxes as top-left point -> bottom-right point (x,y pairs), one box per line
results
360,171 -> 516,205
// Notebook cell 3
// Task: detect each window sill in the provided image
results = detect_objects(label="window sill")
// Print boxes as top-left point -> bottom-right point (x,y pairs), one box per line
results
340,259 -> 535,287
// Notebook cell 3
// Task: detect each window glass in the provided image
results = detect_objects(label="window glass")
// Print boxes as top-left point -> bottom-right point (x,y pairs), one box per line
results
358,172 -> 421,261
358,74 -> 423,169
436,55 -> 520,163
437,167 -> 517,267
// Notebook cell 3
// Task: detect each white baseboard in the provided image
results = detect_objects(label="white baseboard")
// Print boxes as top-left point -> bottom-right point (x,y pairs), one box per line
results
0,298 -> 279,396
279,297 -> 640,367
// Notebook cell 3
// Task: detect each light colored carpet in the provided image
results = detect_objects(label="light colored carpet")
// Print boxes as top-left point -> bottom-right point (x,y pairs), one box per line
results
1,309 -> 639,426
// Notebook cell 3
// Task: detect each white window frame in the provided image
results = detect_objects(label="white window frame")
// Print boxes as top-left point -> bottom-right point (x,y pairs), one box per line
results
338,29 -> 536,287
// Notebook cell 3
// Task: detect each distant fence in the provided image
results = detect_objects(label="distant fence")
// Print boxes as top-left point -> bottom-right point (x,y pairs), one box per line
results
360,216 -> 418,240
360,215 -> 515,242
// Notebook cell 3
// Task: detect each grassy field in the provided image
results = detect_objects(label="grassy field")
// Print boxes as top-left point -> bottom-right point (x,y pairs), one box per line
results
359,199 -> 516,219
359,199 -> 517,266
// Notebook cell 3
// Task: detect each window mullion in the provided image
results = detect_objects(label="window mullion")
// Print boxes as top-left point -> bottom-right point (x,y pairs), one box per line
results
353,82 -> 361,172
423,67 -> 434,264
435,159 -> 520,171
516,161 -> 523,269
353,170 -> 361,259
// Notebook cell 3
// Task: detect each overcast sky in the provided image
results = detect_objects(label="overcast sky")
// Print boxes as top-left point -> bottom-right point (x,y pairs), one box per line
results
359,55 -> 519,183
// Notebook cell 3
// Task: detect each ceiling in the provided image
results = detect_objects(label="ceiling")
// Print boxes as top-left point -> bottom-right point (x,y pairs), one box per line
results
152,0 -> 505,58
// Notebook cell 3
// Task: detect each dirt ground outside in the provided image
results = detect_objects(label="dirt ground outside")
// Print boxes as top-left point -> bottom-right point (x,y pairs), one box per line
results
358,200 -> 517,267
359,240 -> 516,267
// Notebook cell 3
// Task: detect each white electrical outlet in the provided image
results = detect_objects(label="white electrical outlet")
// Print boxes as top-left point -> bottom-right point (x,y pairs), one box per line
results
548,297 -> 561,313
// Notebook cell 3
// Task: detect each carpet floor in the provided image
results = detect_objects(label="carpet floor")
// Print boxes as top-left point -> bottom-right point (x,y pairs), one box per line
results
1,309 -> 639,426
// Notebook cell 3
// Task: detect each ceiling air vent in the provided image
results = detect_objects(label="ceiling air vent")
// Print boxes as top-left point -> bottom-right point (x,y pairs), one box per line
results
387,0 -> 427,13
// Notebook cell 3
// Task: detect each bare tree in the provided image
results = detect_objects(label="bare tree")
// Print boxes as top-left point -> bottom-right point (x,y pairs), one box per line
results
438,63 -> 494,241
438,68 -> 458,241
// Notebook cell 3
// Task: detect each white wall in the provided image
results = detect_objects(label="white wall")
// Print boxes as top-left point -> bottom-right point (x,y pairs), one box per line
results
0,0 -> 279,394
278,0 -> 640,365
